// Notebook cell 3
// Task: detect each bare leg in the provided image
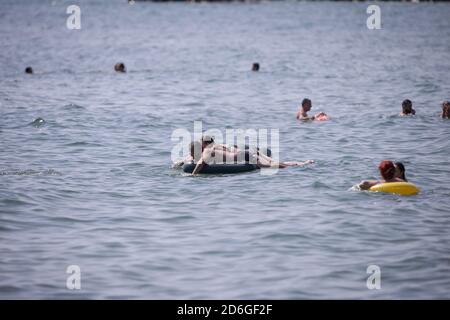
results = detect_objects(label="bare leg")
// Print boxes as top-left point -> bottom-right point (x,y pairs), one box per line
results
256,156 -> 287,168
256,152 -> 314,168
282,160 -> 315,166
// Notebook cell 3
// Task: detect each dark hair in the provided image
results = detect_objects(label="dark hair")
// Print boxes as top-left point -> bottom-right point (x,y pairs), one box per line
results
302,98 -> 311,107
402,99 -> 413,114
25,66 -> 33,74
252,63 -> 260,71
442,101 -> 450,119
114,62 -> 126,72
394,162 -> 407,182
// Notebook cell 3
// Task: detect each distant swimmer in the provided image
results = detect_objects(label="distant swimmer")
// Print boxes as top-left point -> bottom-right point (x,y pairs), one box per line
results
252,63 -> 260,72
189,136 -> 313,175
114,62 -> 126,73
442,101 -> 450,119
25,67 -> 33,74
394,162 -> 408,182
358,160 -> 405,190
296,98 -> 329,121
296,98 -> 313,120
400,99 -> 415,116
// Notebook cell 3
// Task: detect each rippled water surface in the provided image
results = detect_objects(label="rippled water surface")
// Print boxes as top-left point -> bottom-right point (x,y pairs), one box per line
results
1,0 -> 450,299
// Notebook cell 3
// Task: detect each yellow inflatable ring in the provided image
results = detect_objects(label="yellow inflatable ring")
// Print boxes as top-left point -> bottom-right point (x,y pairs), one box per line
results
369,182 -> 420,196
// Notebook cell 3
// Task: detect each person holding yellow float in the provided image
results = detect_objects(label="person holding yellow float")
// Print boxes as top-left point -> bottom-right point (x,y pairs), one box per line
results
359,161 -> 404,189
358,160 -> 420,196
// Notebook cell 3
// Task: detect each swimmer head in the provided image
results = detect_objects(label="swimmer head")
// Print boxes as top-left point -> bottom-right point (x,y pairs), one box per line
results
114,62 -> 126,73
25,66 -> 33,74
402,99 -> 415,115
201,135 -> 214,148
302,98 -> 312,112
379,160 -> 396,181
442,101 -> 450,119
252,63 -> 260,72
394,162 -> 407,181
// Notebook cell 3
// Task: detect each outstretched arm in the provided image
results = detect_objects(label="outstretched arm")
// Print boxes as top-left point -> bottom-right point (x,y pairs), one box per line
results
358,180 -> 379,190
191,159 -> 205,175
282,160 -> 315,166
191,148 -> 213,175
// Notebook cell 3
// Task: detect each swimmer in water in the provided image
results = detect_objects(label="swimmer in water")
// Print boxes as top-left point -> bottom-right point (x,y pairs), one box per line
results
252,63 -> 260,72
190,136 -> 313,175
30,117 -> 45,127
114,62 -> 126,73
442,101 -> 450,119
400,99 -> 416,116
296,98 -> 313,120
296,98 -> 328,121
359,160 -> 405,190
394,162 -> 408,182
25,66 -> 33,74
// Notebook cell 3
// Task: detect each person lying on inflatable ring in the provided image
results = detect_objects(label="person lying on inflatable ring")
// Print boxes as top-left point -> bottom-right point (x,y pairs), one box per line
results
358,160 -> 406,190
190,136 -> 313,175
296,98 -> 329,121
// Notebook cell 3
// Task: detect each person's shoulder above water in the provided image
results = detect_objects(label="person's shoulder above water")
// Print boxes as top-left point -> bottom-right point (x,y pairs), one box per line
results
296,98 -> 329,121
296,98 -> 312,120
